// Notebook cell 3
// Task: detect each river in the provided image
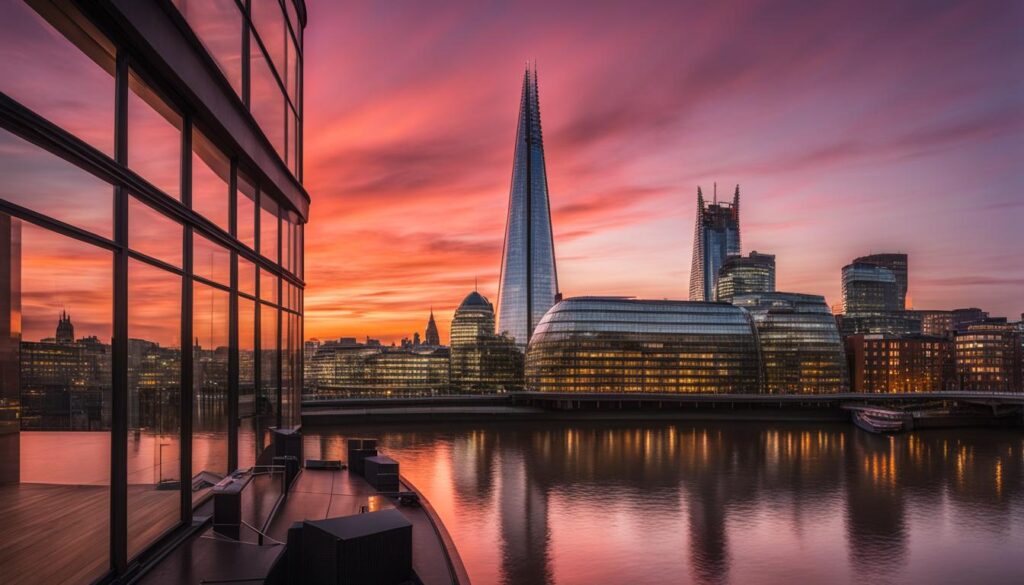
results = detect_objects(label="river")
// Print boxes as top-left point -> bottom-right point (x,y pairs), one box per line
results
305,421 -> 1024,585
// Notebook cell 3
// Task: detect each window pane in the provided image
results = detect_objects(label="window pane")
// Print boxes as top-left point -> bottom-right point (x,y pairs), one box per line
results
238,296 -> 256,468
128,70 -> 182,199
286,35 -> 299,107
129,196 -> 182,268
0,0 -> 115,155
193,280 -> 229,499
127,259 -> 181,560
238,255 -> 256,297
260,268 -> 278,305
297,223 -> 303,280
259,196 -> 278,263
258,302 -> 278,454
191,128 -> 230,232
2,219 -> 112,584
193,232 -> 230,287
172,0 -> 243,95
250,36 -> 285,161
236,173 -> 256,249
281,216 -> 293,274
252,0 -> 286,80
0,127 -> 112,238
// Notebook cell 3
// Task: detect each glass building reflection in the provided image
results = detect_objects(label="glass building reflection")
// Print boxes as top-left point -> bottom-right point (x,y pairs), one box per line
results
309,423 -> 1024,585
0,0 -> 306,582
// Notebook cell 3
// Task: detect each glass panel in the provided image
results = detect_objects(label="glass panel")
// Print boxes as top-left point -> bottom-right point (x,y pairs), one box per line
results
1,219 -> 112,584
258,302 -> 278,454
259,196 -> 278,263
193,280 -> 229,501
193,232 -> 230,287
236,173 -> 256,249
238,296 -> 256,468
171,0 -> 243,95
0,0 -> 115,155
286,107 -> 296,174
281,215 -> 293,274
284,0 -> 299,46
287,36 -> 300,107
127,259 -> 182,560
129,196 -> 182,268
191,128 -> 230,232
260,268 -> 278,305
297,223 -> 303,280
128,70 -> 182,199
0,127 -> 112,238
252,0 -> 286,80
280,312 -> 293,427
249,35 -> 286,160
238,255 -> 256,297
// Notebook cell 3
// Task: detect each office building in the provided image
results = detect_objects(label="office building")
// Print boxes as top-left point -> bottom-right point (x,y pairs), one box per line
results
0,0 -> 307,581
846,334 -> 956,393
715,251 -> 775,303
689,184 -> 741,301
525,297 -> 762,393
451,291 -> 523,392
842,262 -> 899,314
734,292 -> 850,394
854,253 -> 908,309
496,66 -> 559,348
955,323 -> 1022,392
306,340 -> 450,398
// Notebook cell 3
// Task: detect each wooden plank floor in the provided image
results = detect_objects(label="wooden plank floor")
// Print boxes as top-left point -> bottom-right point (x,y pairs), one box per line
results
0,483 -> 179,585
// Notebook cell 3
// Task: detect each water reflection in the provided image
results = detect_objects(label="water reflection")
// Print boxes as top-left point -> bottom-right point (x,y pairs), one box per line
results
306,423 -> 1024,585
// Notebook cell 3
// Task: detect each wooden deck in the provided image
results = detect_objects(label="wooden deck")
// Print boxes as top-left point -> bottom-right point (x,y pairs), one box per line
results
0,483 -> 179,585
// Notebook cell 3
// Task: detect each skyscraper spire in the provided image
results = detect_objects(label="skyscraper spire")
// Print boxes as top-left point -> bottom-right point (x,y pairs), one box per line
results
689,184 -> 742,301
497,66 -> 559,349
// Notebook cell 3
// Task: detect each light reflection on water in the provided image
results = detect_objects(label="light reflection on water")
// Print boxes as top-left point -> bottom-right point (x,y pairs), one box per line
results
306,422 -> 1024,585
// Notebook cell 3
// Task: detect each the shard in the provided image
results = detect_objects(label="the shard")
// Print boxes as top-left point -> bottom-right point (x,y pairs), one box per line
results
497,65 -> 559,348
689,184 -> 741,301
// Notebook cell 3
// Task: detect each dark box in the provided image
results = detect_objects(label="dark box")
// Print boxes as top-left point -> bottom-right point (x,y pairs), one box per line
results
302,508 -> 413,585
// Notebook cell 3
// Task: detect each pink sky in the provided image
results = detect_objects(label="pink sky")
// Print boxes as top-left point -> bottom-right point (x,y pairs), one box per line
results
300,0 -> 1023,343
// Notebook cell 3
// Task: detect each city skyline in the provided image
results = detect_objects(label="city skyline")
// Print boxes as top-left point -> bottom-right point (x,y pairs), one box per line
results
300,0 -> 1023,344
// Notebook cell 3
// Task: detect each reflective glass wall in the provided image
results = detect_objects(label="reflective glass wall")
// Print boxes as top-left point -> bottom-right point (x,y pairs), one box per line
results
0,0 -> 305,581
173,0 -> 303,179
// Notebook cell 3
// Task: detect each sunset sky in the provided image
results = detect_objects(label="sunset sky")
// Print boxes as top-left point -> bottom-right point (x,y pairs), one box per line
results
301,0 -> 1023,344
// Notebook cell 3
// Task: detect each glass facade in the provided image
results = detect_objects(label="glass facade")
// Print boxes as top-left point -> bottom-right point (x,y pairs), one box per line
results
689,185 -> 741,302
526,298 -> 762,394
0,0 -> 306,581
715,251 -> 775,303
306,342 -> 451,398
496,67 -> 559,348
842,262 -> 899,314
734,292 -> 850,394
853,253 -> 907,309
451,291 -> 524,393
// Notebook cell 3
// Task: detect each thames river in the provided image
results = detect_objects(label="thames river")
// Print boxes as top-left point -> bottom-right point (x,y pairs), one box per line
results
305,421 -> 1024,585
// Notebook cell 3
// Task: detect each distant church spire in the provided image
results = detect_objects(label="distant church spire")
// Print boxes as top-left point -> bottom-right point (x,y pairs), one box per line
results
56,310 -> 74,344
496,65 -> 559,348
424,307 -> 441,346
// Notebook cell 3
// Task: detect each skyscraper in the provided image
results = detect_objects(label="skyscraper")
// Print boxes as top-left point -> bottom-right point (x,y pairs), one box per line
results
424,308 -> 441,346
497,65 -> 559,348
854,253 -> 908,309
842,262 -> 899,314
689,185 -> 741,301
715,251 -> 775,303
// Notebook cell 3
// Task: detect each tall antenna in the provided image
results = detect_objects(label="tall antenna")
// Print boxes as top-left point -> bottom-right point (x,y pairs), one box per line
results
713,181 -> 717,204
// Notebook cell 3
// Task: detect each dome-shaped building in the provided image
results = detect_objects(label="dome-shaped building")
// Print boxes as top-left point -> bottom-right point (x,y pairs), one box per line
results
450,291 -> 523,392
525,297 -> 762,394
